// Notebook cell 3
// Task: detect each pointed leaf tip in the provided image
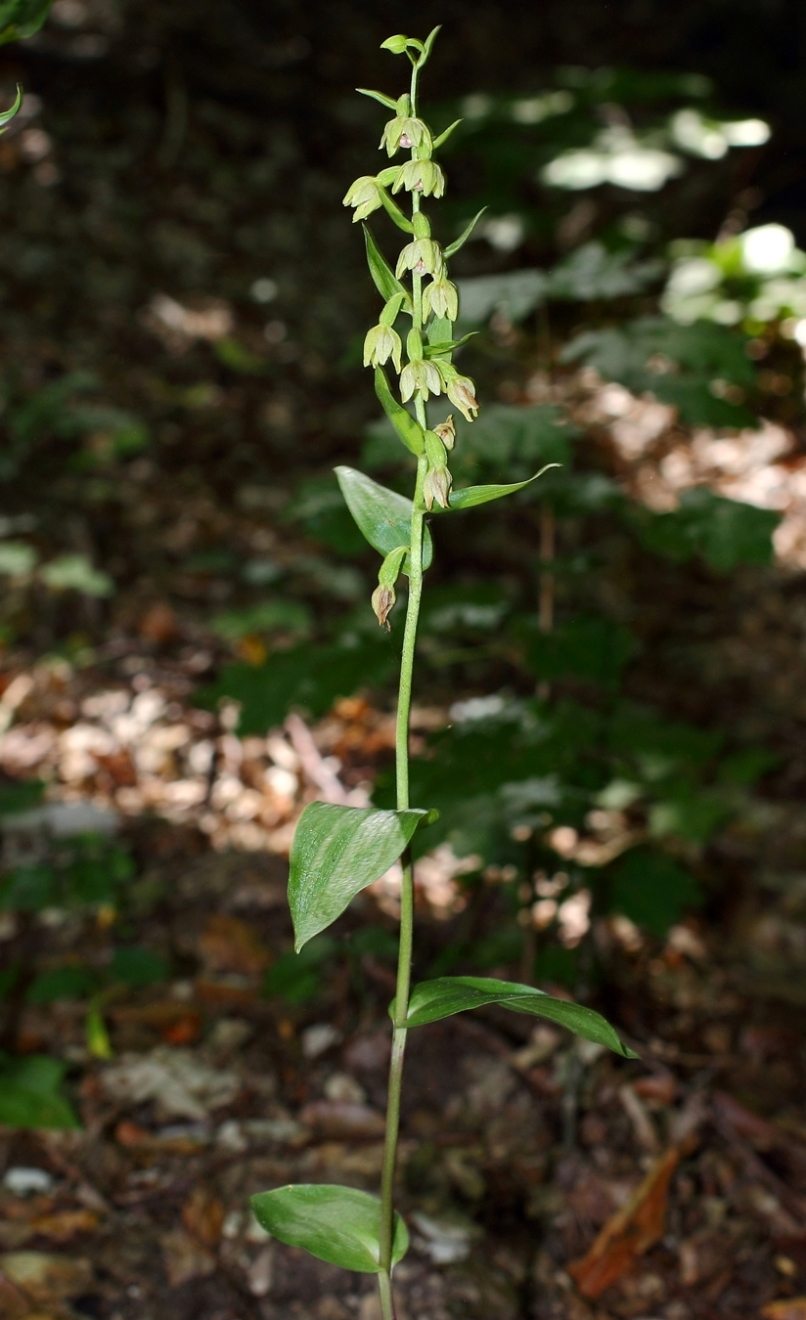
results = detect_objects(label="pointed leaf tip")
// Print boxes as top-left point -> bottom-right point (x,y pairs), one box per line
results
403,976 -> 636,1058
289,802 -> 432,948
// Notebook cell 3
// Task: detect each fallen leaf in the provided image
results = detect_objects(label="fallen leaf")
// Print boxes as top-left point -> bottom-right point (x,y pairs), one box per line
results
100,1047 -> 239,1120
298,1100 -> 387,1140
181,1185 -> 224,1250
762,1300 -> 806,1320
0,1252 -> 94,1305
160,1228 -> 214,1288
198,914 -> 270,976
24,1211 -> 100,1242
568,1148 -> 679,1298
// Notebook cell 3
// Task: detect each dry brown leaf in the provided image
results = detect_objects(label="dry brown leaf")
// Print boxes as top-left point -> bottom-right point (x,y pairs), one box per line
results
160,1229 -> 214,1288
24,1212 -> 100,1243
299,1100 -> 387,1140
568,1148 -> 679,1298
0,1253 -> 94,1305
198,914 -> 270,976
181,1185 -> 224,1250
762,1301 -> 806,1320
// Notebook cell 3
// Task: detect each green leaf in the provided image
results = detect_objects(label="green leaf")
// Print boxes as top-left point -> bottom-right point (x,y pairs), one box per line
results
356,87 -> 399,110
527,616 -> 637,686
422,333 -> 477,358
402,976 -> 637,1057
0,865 -> 58,912
263,936 -> 336,1005
432,118 -> 462,151
609,847 -> 702,937
435,465 -> 560,512
335,465 -> 433,570
0,1054 -> 80,1129
373,367 -> 425,456
289,802 -> 430,950
0,0 -> 53,43
250,1184 -> 408,1273
362,226 -> 411,308
26,966 -> 99,1004
0,779 -> 44,815
443,208 -> 487,260
631,488 -> 778,571
110,946 -> 168,988
0,83 -> 21,127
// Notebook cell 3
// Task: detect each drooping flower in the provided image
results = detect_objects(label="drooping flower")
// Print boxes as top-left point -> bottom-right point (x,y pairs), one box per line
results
422,276 -> 458,322
364,323 -> 403,372
422,464 -> 453,510
380,116 -> 433,157
371,583 -> 396,628
400,359 -> 441,402
391,159 -> 446,198
433,415 -> 456,450
343,175 -> 383,222
395,238 -> 444,279
446,373 -> 479,421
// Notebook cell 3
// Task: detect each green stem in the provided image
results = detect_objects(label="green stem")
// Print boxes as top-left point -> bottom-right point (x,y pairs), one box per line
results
377,382 -> 428,1313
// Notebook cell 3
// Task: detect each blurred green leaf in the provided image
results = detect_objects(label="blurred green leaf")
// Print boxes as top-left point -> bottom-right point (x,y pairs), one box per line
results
0,0 -> 54,44
527,616 -> 637,686
0,780 -> 44,815
631,488 -> 779,571
263,936 -> 336,1005
0,1054 -> 79,1129
210,601 -> 312,643
40,555 -> 114,598
110,947 -> 168,988
26,965 -> 99,1004
609,846 -> 702,936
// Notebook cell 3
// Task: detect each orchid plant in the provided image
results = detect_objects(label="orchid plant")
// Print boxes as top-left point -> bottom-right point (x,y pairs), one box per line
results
251,31 -> 636,1319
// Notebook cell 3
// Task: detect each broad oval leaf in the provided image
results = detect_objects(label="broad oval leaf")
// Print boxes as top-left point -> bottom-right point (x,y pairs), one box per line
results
402,976 -> 637,1058
435,464 -> 561,512
374,367 -> 425,456
290,801 -> 430,950
335,466 -> 433,570
251,1184 -> 409,1273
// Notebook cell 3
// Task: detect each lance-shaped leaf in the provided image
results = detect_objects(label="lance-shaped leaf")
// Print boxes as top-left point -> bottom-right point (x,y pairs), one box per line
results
363,225 -> 412,309
0,84 -> 22,129
335,466 -> 434,570
374,367 -> 425,456
433,118 -> 462,151
431,464 -> 561,513
289,801 -> 431,949
401,976 -> 638,1057
356,87 -> 399,110
444,208 -> 487,260
0,0 -> 53,43
251,1184 -> 409,1273
423,333 -> 477,358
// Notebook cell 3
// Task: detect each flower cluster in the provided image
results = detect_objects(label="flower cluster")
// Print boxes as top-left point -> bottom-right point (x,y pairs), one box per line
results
343,31 -> 484,626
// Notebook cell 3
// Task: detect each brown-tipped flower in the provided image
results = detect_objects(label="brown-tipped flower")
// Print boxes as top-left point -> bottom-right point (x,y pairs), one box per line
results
391,158 -> 446,198
396,237 -> 444,280
371,583 -> 396,629
380,115 -> 433,157
400,359 -> 442,402
422,465 -> 453,511
364,323 -> 403,372
446,373 -> 479,421
433,415 -> 456,450
422,276 -> 459,322
343,175 -> 383,222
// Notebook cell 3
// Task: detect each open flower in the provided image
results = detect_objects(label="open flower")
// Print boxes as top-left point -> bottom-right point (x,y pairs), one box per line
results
400,359 -> 441,402
364,323 -> 402,372
391,159 -> 446,198
380,116 -> 432,157
422,276 -> 458,321
396,238 -> 444,279
343,175 -> 383,222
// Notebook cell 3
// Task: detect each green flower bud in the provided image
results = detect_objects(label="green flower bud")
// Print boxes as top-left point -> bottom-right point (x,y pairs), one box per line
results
392,159 -> 446,198
364,323 -> 403,372
395,238 -> 444,279
380,34 -> 410,54
406,326 -> 424,360
380,116 -> 433,158
422,465 -> 453,511
343,175 -> 383,222
371,582 -> 396,628
400,359 -> 441,402
433,415 -> 456,450
422,276 -> 458,322
424,429 -> 447,468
